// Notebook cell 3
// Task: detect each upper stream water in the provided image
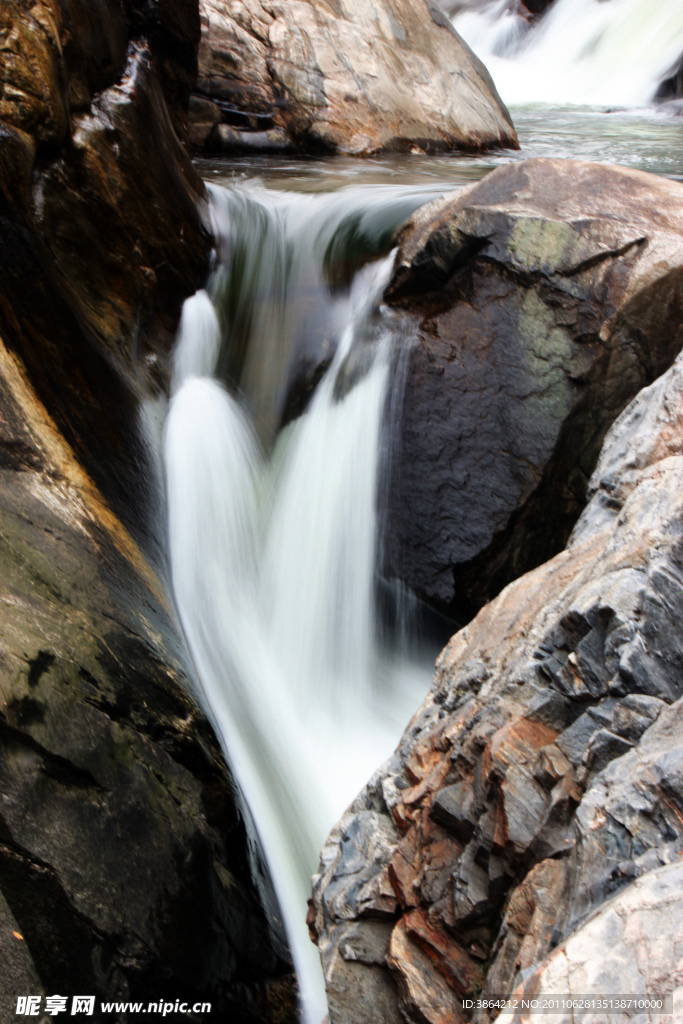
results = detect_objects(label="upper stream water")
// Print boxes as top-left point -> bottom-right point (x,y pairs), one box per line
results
163,4 -> 683,1020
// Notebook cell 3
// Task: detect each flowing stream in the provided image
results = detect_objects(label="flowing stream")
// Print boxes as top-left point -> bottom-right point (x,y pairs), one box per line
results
162,4 -> 683,1021
163,185 -> 440,1022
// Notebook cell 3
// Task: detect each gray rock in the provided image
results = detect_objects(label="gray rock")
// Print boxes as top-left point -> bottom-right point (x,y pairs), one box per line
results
612,694 -> 665,742
382,159 -> 683,618
495,862 -> 683,1024
582,729 -> 633,774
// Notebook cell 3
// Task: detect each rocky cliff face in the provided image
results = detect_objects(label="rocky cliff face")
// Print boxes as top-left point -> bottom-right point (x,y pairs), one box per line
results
188,0 -> 518,156
0,338 -> 294,1022
0,0 -> 295,1018
382,159 -> 683,620
311,335 -> 683,1024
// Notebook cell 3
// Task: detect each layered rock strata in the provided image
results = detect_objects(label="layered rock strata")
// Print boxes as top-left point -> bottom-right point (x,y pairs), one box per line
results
0,0 -> 295,1017
311,339 -> 683,1024
189,0 -> 518,155
383,158 -> 683,619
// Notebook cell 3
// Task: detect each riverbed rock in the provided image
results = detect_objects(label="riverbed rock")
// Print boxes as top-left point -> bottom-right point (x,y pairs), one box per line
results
311,344 -> 683,1023
382,158 -> 683,619
191,0 -> 518,156
0,0 -> 296,1018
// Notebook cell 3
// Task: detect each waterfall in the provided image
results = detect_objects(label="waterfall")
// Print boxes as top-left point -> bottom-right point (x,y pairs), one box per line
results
451,0 -> 683,106
163,185 -> 436,1023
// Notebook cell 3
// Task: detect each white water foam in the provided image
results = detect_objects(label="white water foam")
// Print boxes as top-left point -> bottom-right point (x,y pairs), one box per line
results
164,188 -> 433,1022
452,0 -> 683,107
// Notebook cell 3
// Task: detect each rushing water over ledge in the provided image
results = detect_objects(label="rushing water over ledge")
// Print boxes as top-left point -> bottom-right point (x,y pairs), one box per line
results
163,186 -> 439,1022
163,6 -> 683,1014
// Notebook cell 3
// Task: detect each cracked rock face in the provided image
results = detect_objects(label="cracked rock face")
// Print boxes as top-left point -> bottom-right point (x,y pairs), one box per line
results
311,343 -> 683,1024
189,0 -> 518,155
382,158 -> 683,618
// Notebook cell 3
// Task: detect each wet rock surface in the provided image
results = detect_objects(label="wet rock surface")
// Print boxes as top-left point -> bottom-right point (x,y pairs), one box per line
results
0,0 -> 296,1018
311,346 -> 683,1023
382,158 -> 683,619
0,0 -> 210,538
0,342 -> 294,1022
190,0 -> 518,156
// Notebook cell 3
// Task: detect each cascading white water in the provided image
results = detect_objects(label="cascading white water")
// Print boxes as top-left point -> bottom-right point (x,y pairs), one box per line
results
452,0 -> 683,107
163,185 -> 436,1023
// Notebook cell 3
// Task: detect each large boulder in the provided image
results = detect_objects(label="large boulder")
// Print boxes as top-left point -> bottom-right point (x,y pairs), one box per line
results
0,0 -> 296,1017
310,341 -> 683,1024
0,338 -> 294,1021
189,0 -> 518,155
382,158 -> 683,619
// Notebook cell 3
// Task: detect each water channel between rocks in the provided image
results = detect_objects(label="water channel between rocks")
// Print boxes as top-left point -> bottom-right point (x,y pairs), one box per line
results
163,86 -> 683,1024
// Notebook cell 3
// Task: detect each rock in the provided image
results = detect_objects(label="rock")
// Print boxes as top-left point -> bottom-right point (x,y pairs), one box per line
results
0,0 -> 211,532
519,0 -> 553,15
582,729 -> 632,774
382,158 -> 683,618
32,42 -> 209,392
655,51 -> 683,101
0,0 -> 68,149
496,862 -> 683,1024
190,0 -> 518,156
0,331 -> 294,1022
659,97 -> 683,117
209,123 -> 294,154
0,0 -> 296,1017
311,343 -> 683,1024
612,694 -> 664,742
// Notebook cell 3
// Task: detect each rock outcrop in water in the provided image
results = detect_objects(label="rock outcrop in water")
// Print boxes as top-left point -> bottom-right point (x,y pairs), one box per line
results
656,51 -> 683,101
311,337 -> 683,1024
0,0 -> 295,1018
382,158 -> 683,620
189,0 -> 518,155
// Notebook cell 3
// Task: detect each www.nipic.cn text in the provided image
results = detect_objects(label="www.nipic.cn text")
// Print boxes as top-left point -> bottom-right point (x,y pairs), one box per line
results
16,996 -> 212,1016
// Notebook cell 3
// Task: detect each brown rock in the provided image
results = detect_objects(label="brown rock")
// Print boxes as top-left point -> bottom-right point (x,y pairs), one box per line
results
191,0 -> 518,155
0,0 -> 68,148
383,158 -> 683,618
32,42 -> 209,391
388,917 -> 465,1024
